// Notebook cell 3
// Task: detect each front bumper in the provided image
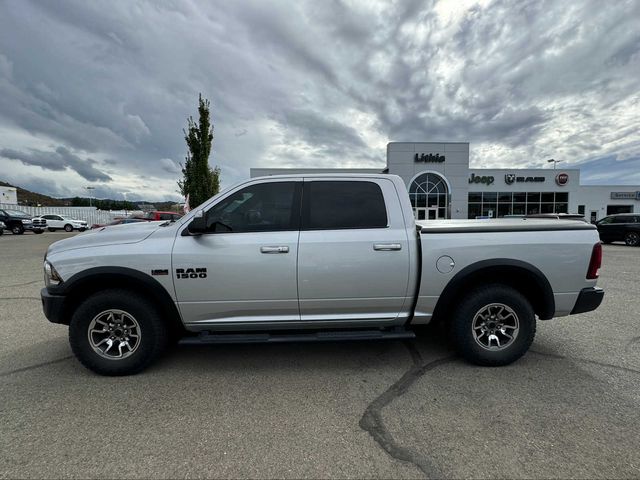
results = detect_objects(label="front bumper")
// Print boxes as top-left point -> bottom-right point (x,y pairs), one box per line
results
570,287 -> 604,315
41,288 -> 68,324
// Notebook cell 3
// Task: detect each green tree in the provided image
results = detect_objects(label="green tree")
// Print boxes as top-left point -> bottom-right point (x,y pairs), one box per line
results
178,94 -> 220,208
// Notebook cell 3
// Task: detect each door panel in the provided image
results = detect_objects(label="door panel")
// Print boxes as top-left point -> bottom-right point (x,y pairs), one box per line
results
297,179 -> 411,325
173,231 -> 300,325
173,179 -> 302,327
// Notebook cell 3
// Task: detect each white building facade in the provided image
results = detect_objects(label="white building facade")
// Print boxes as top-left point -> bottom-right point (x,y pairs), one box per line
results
0,186 -> 18,204
251,142 -> 640,222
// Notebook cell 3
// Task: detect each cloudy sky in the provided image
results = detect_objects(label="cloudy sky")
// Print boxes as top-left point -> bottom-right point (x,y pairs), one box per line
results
0,0 -> 639,201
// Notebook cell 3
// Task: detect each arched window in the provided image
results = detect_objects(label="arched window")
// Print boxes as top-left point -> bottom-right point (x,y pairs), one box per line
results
409,172 -> 449,220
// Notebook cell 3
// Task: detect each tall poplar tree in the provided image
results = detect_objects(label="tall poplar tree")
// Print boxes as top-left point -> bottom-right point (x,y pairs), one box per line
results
178,94 -> 220,208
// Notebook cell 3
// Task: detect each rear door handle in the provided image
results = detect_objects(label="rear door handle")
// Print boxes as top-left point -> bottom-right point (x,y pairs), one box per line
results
373,243 -> 402,251
260,246 -> 289,254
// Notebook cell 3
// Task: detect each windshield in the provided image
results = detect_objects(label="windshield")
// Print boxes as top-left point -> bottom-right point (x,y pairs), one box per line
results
5,210 -> 30,218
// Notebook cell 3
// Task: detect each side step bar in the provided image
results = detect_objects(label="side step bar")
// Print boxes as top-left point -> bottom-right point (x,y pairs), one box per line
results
178,329 -> 415,345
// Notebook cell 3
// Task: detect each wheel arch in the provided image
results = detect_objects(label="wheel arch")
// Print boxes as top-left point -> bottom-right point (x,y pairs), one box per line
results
432,259 -> 555,322
52,267 -> 184,333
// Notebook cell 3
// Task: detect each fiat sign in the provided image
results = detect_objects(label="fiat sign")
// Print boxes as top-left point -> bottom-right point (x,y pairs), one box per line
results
556,173 -> 569,186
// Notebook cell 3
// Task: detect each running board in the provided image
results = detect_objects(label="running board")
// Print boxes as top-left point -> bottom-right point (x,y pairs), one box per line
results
178,329 -> 415,345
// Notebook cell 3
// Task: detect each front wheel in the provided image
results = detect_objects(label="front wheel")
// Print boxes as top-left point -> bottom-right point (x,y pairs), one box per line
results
69,290 -> 168,375
48,227 -> 56,232
11,224 -> 24,235
34,229 -> 44,234
64,224 -> 73,232
625,232 -> 640,246
450,285 -> 536,366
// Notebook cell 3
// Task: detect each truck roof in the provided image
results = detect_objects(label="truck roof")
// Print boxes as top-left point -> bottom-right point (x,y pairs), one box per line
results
250,173 -> 392,180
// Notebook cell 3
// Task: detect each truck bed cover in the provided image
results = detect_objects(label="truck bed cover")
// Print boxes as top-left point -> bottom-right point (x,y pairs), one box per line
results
417,218 -> 596,234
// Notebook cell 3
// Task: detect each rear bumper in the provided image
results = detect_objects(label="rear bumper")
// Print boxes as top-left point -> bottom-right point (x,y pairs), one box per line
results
41,288 -> 68,324
570,287 -> 604,315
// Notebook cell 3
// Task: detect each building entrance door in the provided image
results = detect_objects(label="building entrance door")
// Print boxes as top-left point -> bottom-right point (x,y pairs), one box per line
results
414,207 -> 439,220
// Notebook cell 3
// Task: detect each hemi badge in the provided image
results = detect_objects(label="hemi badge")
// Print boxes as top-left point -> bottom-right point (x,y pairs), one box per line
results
151,269 -> 169,276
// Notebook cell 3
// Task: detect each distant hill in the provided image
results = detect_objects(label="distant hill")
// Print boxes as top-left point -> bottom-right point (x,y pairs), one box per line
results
0,180 -> 181,212
0,180 -> 68,206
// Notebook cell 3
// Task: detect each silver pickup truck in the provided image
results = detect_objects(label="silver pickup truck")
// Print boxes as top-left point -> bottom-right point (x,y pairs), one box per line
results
41,174 -> 604,375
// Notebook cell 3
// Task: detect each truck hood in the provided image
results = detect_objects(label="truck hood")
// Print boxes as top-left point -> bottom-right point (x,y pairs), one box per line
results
47,221 -> 165,256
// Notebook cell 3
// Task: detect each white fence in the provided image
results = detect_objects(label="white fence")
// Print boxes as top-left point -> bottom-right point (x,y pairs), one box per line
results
0,203 -> 144,226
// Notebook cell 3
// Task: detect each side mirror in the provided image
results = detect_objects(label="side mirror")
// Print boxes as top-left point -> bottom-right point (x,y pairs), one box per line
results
187,210 -> 207,235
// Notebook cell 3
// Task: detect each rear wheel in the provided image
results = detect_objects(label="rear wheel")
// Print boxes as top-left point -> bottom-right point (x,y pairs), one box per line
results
450,284 -> 536,366
64,224 -> 73,232
625,232 -> 640,246
69,290 -> 168,375
11,224 -> 24,235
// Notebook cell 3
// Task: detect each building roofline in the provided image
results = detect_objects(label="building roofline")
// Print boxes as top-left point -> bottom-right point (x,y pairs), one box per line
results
387,141 -> 470,145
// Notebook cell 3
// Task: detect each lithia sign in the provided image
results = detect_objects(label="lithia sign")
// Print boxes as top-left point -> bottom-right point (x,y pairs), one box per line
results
415,153 -> 445,163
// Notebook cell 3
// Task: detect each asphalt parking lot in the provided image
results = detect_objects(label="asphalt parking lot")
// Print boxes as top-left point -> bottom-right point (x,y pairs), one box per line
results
1,232 -> 639,479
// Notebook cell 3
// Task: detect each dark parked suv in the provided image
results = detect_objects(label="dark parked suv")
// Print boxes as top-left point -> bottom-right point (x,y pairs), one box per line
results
0,208 -> 46,234
595,214 -> 640,246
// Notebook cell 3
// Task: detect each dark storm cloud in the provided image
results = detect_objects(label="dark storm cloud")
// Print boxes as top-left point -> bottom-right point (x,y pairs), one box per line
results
0,0 -> 639,200
0,146 -> 112,182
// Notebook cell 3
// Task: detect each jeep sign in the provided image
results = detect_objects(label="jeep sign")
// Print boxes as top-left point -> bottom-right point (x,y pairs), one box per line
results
468,173 -> 494,185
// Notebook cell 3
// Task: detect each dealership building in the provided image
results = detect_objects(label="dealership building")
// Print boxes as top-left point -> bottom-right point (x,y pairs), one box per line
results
251,142 -> 640,222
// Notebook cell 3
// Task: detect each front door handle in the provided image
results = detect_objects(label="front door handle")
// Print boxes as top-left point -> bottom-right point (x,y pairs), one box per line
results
373,243 -> 402,251
260,246 -> 289,254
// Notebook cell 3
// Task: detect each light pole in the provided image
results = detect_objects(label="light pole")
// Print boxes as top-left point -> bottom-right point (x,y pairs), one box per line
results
547,158 -> 562,169
122,192 -> 128,217
85,186 -> 95,207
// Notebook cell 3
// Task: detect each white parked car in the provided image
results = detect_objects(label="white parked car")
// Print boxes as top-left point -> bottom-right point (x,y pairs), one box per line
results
38,214 -> 88,232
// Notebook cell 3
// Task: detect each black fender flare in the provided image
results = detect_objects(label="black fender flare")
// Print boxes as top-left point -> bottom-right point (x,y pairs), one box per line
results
49,266 -> 182,328
432,258 -> 555,321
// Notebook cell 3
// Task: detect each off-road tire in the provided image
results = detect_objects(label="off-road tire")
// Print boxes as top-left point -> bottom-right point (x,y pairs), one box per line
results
450,284 -> 536,366
69,290 -> 168,376
625,232 -> 640,247
64,224 -> 73,232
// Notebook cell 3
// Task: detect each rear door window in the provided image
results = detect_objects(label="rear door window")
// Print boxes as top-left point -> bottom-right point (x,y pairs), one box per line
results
303,181 -> 388,230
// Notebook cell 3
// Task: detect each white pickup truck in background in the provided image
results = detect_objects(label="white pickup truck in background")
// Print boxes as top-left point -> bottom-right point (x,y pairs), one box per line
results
41,174 -> 604,375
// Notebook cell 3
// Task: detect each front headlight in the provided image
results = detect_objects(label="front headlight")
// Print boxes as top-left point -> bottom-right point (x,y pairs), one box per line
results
43,260 -> 63,287
21,219 -> 32,224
